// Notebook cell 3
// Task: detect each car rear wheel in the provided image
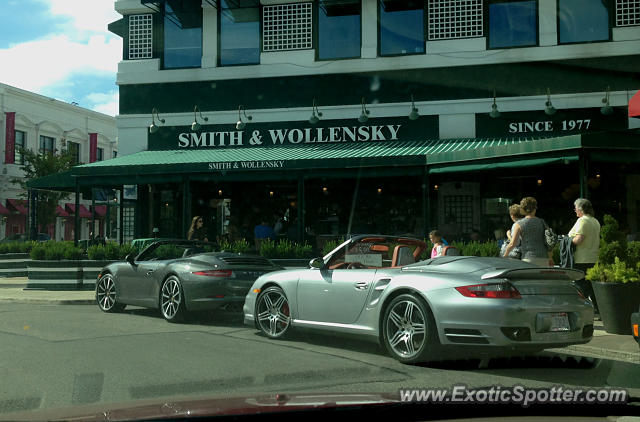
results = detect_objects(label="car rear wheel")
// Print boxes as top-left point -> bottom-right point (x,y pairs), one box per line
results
160,275 -> 187,323
96,273 -> 125,313
382,293 -> 439,364
256,286 -> 291,339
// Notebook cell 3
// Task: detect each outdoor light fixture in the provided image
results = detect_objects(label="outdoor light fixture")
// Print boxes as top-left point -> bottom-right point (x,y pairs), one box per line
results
544,88 -> 556,115
269,191 -> 274,198
408,94 -> 419,120
236,105 -> 252,130
537,179 -> 543,186
358,97 -> 370,123
601,86 -> 613,115
218,189 -> 223,196
377,188 -> 382,194
191,105 -> 209,131
489,89 -> 501,118
309,98 -> 323,124
149,108 -> 165,134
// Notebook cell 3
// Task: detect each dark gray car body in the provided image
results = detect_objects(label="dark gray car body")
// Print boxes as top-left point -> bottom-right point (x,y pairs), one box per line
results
96,240 -> 281,315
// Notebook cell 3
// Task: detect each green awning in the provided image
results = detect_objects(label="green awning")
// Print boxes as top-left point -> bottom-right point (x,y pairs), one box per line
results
429,156 -> 578,174
25,170 -> 75,191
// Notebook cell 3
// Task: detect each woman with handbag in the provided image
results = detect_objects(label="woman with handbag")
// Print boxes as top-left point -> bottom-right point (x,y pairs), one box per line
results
503,197 -> 554,266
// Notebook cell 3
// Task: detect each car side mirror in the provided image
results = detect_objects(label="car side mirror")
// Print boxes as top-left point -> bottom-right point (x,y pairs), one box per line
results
309,257 -> 325,269
125,254 -> 136,266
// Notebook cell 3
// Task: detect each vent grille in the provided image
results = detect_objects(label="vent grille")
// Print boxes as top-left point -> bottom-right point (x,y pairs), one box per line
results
129,14 -> 153,59
263,2 -> 313,51
616,0 -> 640,26
428,0 -> 483,40
220,256 -> 273,267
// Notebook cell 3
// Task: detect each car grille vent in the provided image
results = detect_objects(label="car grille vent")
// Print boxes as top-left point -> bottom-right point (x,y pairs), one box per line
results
220,256 -> 272,266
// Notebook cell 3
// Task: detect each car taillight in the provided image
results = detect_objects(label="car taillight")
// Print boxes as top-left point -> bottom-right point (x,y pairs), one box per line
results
456,283 -> 521,299
192,270 -> 233,277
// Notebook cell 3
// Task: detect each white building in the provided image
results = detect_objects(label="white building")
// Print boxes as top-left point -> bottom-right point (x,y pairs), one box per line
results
0,83 -> 117,241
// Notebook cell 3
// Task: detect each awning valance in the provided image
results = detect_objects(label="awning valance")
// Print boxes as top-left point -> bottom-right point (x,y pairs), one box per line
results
92,205 -> 107,217
65,203 -> 92,218
0,203 -> 9,215
55,205 -> 69,217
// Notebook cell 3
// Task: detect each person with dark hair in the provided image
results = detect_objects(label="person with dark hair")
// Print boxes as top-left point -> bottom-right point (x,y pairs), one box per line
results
569,198 -> 601,311
503,197 -> 553,266
187,216 -> 208,241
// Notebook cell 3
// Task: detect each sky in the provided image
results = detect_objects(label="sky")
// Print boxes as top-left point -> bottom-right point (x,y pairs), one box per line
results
0,0 -> 121,116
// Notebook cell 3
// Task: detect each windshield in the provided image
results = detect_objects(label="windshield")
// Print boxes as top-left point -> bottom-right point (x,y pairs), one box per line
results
1,0 -> 639,419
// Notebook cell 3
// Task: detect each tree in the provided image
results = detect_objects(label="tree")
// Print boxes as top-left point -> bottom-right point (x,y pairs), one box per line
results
12,148 -> 74,235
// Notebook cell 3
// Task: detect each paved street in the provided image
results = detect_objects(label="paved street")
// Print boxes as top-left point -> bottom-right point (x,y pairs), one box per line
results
0,303 -> 638,418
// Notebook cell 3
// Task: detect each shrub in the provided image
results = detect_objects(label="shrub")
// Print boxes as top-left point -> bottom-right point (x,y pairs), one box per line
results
118,243 -> 135,259
321,239 -> 343,256
87,245 -> 107,260
63,244 -> 84,260
259,239 -> 277,258
30,243 -> 46,260
232,239 -> 251,254
599,240 -> 626,266
293,242 -> 313,259
586,257 -> 640,284
626,241 -> 640,269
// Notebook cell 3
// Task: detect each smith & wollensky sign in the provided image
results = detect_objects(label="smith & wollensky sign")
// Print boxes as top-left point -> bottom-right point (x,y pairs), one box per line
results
147,116 -> 439,151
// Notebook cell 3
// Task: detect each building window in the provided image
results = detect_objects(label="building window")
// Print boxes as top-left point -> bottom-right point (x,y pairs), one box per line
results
163,1 -> 202,69
68,141 -> 80,165
379,0 -> 425,56
128,14 -> 153,59
616,0 -> 640,26
488,0 -> 537,48
428,0 -> 483,40
97,148 -> 104,162
263,3 -> 313,51
14,130 -> 26,165
317,0 -> 361,59
444,195 -> 474,234
219,0 -> 260,66
559,0 -> 610,43
39,135 -> 55,155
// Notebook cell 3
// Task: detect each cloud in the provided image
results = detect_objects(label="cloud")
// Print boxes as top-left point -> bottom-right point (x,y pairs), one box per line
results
89,92 -> 119,117
0,0 -> 121,115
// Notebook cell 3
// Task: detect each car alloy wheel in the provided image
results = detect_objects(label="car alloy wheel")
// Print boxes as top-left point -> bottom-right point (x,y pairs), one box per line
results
96,273 -> 125,313
382,294 -> 438,364
256,286 -> 291,339
161,276 -> 186,322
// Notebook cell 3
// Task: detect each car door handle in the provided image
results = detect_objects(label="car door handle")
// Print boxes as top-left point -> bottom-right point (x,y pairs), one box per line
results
355,281 -> 368,290
146,270 -> 155,276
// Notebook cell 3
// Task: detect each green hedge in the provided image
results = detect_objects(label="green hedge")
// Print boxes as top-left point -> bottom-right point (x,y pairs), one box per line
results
87,242 -> 135,260
259,239 -> 314,259
30,241 -> 84,261
0,241 -> 37,254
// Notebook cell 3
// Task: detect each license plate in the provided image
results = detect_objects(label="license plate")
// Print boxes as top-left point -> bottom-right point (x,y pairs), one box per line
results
550,312 -> 570,332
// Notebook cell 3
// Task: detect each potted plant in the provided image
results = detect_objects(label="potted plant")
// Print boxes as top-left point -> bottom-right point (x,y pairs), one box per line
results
587,257 -> 640,335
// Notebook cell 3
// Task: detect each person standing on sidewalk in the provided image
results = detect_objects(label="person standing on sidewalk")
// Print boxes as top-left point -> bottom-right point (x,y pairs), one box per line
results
503,197 -> 554,266
568,198 -> 601,312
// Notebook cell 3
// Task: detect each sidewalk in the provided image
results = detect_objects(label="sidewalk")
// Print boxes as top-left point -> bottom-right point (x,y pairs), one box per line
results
1,276 -> 637,363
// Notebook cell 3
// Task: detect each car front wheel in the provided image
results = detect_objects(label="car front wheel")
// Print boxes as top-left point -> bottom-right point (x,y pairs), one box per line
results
160,275 -> 187,323
382,293 -> 439,364
256,286 -> 291,339
96,273 -> 125,313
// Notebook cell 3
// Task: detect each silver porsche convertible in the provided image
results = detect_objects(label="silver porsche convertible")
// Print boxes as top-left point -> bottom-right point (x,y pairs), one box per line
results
243,235 -> 594,364
96,240 -> 282,322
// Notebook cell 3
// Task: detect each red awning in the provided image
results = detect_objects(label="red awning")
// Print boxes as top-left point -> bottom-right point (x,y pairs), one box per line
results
55,205 -> 69,217
0,203 -> 9,215
7,199 -> 27,215
65,203 -> 92,218
629,89 -> 640,118
93,205 -> 107,217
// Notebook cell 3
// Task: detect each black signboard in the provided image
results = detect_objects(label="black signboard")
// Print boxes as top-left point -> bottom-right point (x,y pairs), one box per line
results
475,107 -> 627,138
148,115 -> 438,150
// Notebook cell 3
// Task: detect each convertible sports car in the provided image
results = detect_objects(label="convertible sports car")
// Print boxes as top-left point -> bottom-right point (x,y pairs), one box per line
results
243,235 -> 594,364
96,240 -> 282,322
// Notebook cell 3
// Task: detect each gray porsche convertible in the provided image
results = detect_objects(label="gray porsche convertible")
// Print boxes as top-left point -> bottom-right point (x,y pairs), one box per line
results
243,235 -> 594,364
96,240 -> 281,322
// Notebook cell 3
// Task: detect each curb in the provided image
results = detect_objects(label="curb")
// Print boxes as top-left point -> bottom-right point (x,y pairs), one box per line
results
0,298 -> 96,305
548,345 -> 639,364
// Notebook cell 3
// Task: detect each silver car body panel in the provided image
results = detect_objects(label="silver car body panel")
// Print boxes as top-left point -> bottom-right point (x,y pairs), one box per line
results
244,236 -> 594,352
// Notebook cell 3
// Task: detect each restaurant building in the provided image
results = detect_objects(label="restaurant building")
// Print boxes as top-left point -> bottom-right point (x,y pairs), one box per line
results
1,83 -> 118,241
30,0 -> 640,246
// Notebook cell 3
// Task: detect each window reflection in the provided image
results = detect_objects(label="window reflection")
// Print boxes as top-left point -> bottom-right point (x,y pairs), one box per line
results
220,0 -> 260,66
318,0 -> 361,60
163,2 -> 202,69
558,0 -> 610,44
379,0 -> 425,56
488,0 -> 537,48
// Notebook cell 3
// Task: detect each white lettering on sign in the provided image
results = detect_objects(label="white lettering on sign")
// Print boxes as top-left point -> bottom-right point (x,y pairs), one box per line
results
507,119 -> 593,134
208,160 -> 286,171
179,124 -> 402,148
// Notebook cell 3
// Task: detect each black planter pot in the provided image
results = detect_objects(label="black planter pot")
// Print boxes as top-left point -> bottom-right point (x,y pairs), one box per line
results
592,281 -> 640,335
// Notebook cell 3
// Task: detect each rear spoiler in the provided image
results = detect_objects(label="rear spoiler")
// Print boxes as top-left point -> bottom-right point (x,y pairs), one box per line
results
481,267 -> 585,282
